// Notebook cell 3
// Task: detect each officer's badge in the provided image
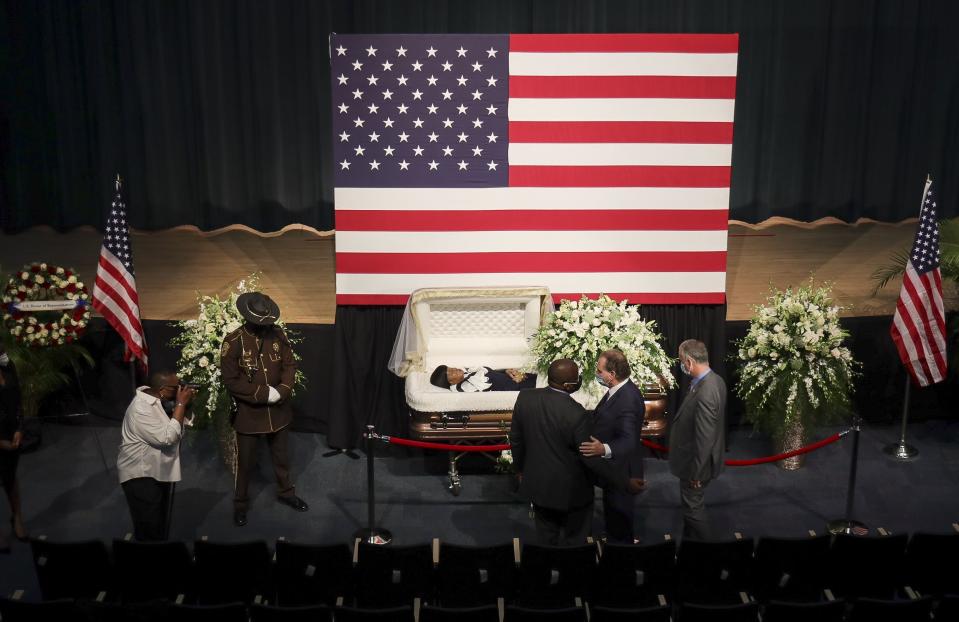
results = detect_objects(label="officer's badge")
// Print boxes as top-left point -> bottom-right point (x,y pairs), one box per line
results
273,342 -> 280,353
221,341 -> 230,357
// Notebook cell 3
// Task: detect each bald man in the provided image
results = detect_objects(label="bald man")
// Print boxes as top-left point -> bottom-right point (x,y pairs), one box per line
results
510,359 -> 628,544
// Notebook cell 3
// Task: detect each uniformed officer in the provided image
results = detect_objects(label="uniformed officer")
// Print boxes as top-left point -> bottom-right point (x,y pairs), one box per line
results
221,291 -> 308,526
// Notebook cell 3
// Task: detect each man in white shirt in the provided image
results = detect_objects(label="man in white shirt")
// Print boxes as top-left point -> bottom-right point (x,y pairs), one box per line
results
117,370 -> 195,541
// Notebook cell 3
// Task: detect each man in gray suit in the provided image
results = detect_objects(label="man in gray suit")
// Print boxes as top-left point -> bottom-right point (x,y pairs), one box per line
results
668,339 -> 726,540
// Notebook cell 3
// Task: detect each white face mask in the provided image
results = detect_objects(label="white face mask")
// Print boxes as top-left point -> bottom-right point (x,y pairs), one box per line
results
680,358 -> 691,376
0,353 -> 9,367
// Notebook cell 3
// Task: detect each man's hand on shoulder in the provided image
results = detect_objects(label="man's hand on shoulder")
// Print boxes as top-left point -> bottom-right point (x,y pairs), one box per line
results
579,436 -> 605,457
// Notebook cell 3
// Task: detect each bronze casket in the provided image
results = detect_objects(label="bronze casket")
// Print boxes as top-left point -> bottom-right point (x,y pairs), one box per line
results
393,287 -> 669,493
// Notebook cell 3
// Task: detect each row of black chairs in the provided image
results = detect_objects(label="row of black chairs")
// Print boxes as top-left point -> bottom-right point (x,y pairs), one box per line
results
2,595 -> 958,622
17,531 -> 959,610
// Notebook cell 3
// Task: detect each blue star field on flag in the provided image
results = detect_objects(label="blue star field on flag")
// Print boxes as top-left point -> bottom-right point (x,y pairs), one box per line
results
331,34 -> 509,187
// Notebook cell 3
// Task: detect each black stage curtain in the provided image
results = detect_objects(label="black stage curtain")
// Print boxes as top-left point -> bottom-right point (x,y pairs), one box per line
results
3,0 -> 959,232
327,306 -> 407,449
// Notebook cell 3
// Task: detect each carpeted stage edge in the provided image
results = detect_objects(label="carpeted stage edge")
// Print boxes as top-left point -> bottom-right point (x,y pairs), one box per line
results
48,315 -> 958,441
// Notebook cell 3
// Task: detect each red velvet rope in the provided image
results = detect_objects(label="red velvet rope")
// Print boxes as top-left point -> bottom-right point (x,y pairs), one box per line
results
378,430 -> 846,464
380,436 -> 510,452
641,432 -> 845,466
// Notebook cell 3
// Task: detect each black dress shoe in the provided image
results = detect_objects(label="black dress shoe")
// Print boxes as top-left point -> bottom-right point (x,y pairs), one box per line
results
233,509 -> 247,527
277,495 -> 309,512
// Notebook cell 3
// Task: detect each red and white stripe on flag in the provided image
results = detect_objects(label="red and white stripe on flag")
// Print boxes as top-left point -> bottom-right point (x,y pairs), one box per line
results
332,33 -> 738,305
890,179 -> 946,386
92,183 -> 148,370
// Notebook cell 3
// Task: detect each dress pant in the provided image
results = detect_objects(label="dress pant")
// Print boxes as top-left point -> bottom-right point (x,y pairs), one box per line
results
602,488 -> 635,543
121,477 -> 173,541
680,479 -> 711,540
234,427 -> 295,511
533,502 -> 593,545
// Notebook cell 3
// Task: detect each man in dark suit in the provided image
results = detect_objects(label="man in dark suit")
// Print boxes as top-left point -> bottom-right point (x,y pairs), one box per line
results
668,339 -> 726,540
579,349 -> 645,543
511,358 -> 627,545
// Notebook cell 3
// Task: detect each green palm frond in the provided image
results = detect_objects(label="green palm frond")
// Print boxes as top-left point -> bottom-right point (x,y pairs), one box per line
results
870,250 -> 909,295
872,218 -> 959,294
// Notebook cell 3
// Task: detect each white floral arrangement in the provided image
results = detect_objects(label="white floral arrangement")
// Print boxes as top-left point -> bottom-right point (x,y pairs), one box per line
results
169,274 -> 305,427
529,294 -> 675,407
2,263 -> 91,346
734,281 -> 859,439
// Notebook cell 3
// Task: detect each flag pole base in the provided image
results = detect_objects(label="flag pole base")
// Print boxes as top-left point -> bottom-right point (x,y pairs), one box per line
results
827,519 -> 868,536
353,527 -> 393,545
883,441 -> 918,461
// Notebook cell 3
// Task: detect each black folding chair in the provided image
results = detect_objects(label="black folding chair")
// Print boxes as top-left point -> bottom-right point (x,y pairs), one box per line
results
434,541 -> 517,606
593,540 -> 676,607
847,596 -> 933,622
249,602 -> 333,622
113,539 -> 194,603
761,599 -> 846,622
828,533 -> 908,600
903,532 -> 959,598
504,605 -> 587,621
589,603 -> 671,622
334,605 -> 415,621
193,540 -> 272,605
419,603 -> 500,622
30,538 -> 114,601
0,597 -> 85,622
753,535 -> 831,602
517,543 -> 595,608
164,601 -> 250,622
676,538 -> 755,605
273,540 -> 352,606
677,601 -> 759,622
354,542 -> 433,608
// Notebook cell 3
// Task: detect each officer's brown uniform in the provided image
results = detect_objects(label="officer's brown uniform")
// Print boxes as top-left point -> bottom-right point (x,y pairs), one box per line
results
221,325 -> 297,510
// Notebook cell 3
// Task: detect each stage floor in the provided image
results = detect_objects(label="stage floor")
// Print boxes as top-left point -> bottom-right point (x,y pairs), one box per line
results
2,418 -> 958,598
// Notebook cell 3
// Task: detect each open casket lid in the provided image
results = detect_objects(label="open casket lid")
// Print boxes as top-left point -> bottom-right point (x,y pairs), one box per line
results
388,286 -> 553,378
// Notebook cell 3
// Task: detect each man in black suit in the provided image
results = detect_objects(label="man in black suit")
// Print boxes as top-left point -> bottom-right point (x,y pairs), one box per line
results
511,358 -> 627,545
579,349 -> 645,543
668,339 -> 726,540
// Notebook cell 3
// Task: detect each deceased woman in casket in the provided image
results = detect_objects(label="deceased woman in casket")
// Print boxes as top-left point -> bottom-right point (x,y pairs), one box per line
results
430,365 -> 537,393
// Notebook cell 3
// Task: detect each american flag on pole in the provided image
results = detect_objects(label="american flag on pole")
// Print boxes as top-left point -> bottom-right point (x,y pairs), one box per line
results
92,177 -> 148,370
890,178 -> 946,386
330,33 -> 738,305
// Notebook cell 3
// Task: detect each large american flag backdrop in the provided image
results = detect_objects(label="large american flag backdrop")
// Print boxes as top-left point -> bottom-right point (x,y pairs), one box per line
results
330,33 -> 738,305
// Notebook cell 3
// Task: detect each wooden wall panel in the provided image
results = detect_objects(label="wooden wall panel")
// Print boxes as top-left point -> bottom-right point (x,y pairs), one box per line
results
2,222 -> 955,324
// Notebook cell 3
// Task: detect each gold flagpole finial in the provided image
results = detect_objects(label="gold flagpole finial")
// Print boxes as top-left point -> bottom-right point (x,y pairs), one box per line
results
115,174 -> 122,192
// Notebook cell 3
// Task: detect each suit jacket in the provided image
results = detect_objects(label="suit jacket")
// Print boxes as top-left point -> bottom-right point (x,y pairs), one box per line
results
511,388 -> 624,511
452,367 -> 537,392
591,379 -> 644,477
221,326 -> 297,434
668,370 -> 727,482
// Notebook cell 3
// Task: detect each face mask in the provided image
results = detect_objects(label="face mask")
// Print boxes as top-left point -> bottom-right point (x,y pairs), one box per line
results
565,377 -> 583,393
161,400 -> 176,416
680,360 -> 691,376
595,373 -> 608,388
0,353 -> 8,367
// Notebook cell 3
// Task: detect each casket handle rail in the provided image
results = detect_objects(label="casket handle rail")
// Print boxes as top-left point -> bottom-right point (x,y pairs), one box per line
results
430,413 -> 472,430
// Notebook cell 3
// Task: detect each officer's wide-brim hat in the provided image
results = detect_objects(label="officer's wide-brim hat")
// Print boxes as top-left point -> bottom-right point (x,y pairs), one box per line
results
236,292 -> 281,326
